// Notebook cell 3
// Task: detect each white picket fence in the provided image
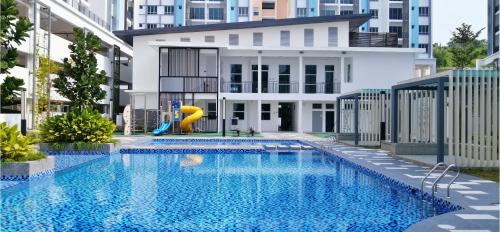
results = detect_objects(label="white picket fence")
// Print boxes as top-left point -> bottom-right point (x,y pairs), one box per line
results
447,70 -> 499,168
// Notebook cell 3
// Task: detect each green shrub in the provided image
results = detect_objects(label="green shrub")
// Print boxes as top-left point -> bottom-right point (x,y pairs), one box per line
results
26,130 -> 42,144
0,122 -> 45,162
39,108 -> 115,144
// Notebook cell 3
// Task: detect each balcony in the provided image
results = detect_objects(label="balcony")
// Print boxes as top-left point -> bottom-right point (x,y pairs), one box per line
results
160,76 -> 218,93
349,32 -> 398,47
304,82 -> 341,94
221,81 -> 299,93
63,0 -> 111,31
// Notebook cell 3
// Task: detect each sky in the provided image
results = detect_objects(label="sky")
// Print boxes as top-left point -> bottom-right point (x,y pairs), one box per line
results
432,0 -> 487,45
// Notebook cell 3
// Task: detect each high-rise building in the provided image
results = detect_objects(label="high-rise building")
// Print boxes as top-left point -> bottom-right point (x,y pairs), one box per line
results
133,0 -> 434,76
0,0 -> 133,128
477,0 -> 499,68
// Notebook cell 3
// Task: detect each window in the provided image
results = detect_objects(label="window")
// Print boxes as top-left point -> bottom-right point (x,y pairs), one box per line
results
312,104 -> 322,109
230,64 -> 242,93
207,103 -> 217,119
389,26 -> 403,38
328,27 -> 338,47
370,9 -> 378,18
419,25 -> 429,35
261,104 -> 271,120
229,34 -> 239,46
419,7 -> 429,16
190,8 -> 205,19
205,36 -> 215,42
280,30 -> 290,47
345,64 -> 352,82
305,65 -> 317,93
233,103 -> 245,120
321,0 -> 336,3
279,65 -> 290,93
340,0 -> 353,3
262,2 -> 275,9
325,65 -> 335,93
253,7 -> 259,16
419,44 -> 429,53
304,29 -> 314,47
164,5 -> 174,15
238,7 -> 248,16
252,65 -> 269,93
146,23 -> 157,29
320,9 -> 335,16
180,37 -> 191,42
253,32 -> 263,46
326,104 -> 334,109
296,8 -> 307,17
340,10 -> 353,15
164,24 -> 174,28
369,27 -> 379,32
389,8 -> 402,20
209,8 -> 224,20
147,6 -> 157,14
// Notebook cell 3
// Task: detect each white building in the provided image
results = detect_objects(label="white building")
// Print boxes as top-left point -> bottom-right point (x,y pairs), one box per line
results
133,0 -> 434,77
115,14 -> 424,133
0,0 -> 133,128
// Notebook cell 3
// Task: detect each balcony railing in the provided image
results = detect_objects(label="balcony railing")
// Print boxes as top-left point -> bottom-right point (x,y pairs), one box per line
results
349,32 -> 398,47
221,81 -> 299,93
160,76 -> 218,93
304,82 -> 341,94
63,0 -> 111,31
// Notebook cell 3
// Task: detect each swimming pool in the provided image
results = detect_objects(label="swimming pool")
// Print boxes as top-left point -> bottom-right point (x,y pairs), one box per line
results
0,150 -> 456,231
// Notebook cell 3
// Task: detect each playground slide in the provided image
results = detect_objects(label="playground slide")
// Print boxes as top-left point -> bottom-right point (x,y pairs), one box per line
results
180,105 -> 204,133
152,121 -> 172,136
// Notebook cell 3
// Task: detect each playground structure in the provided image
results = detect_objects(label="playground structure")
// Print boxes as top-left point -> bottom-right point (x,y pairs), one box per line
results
124,92 -> 205,135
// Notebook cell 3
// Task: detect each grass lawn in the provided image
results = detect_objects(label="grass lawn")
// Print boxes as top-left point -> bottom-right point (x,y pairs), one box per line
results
461,168 -> 499,182
307,133 -> 336,139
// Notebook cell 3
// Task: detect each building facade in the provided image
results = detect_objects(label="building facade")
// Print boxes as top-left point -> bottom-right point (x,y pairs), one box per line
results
116,15 -> 424,133
477,0 -> 500,69
133,0 -> 434,76
0,0 -> 133,128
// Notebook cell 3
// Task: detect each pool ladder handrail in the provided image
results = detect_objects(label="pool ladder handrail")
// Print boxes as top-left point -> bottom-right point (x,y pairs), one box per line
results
446,164 -> 460,198
431,164 -> 456,200
420,162 -> 446,199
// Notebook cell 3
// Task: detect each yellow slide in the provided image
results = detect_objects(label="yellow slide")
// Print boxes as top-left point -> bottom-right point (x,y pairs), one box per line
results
180,105 -> 204,133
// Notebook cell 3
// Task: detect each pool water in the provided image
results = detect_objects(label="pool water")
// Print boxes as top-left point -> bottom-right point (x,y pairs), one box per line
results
1,151 -> 453,231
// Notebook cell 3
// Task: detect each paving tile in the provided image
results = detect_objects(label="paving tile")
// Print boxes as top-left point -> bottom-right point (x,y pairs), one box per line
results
469,206 -> 500,211
455,214 -> 498,220
457,190 -> 488,195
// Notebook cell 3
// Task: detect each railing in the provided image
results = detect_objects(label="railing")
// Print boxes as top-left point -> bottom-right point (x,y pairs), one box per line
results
320,0 -> 337,3
192,116 -> 218,132
304,82 -> 341,94
63,0 -> 111,31
160,76 -> 218,93
221,81 -> 299,93
349,32 -> 399,47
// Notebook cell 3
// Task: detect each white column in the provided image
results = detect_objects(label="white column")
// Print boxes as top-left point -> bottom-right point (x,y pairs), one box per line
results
257,54 -> 262,93
297,100 -> 303,133
340,56 -> 345,85
257,100 -> 262,132
298,55 -> 303,94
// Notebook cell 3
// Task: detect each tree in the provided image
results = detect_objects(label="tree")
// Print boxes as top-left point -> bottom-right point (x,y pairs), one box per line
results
0,0 -> 33,108
35,53 -> 61,123
433,43 -> 452,71
53,27 -> 107,110
448,23 -> 486,68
